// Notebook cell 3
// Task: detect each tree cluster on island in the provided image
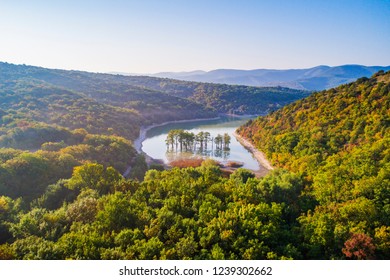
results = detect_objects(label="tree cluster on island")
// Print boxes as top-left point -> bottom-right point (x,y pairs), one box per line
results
165,129 -> 231,153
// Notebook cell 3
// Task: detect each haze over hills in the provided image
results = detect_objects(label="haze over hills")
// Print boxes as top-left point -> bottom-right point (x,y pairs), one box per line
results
0,62 -> 309,120
152,65 -> 390,90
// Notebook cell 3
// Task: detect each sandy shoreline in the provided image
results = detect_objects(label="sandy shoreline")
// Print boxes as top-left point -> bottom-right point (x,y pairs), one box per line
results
129,116 -> 273,178
232,131 -> 274,172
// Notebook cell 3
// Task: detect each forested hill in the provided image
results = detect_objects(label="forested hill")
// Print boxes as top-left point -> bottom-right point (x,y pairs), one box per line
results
0,62 -> 309,117
238,70 -> 390,259
99,74 -> 309,114
238,70 -> 390,170
0,66 -> 389,259
0,62 -> 216,141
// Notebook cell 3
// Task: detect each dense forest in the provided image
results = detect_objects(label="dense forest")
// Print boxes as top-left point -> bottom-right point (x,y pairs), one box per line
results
238,70 -> 390,259
0,64 -> 216,141
0,160 -> 308,260
0,62 -> 308,118
0,62 -> 388,259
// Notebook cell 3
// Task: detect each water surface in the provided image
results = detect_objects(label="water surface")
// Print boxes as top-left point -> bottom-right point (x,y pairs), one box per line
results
141,116 -> 260,170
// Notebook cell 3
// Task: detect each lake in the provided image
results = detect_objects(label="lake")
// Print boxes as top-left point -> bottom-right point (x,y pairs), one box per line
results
141,116 -> 261,171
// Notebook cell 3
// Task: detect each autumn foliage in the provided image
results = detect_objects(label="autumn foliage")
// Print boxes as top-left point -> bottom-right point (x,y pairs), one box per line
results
342,233 -> 376,260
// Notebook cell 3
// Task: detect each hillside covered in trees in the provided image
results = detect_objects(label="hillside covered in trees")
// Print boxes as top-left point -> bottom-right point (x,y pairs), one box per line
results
0,62 -> 307,213
1,62 -> 387,260
238,70 -> 390,259
0,63 -> 217,141
0,62 -> 308,119
0,160 -> 309,260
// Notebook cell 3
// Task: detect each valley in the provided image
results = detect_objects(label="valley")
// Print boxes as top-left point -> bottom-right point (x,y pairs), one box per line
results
0,62 -> 389,260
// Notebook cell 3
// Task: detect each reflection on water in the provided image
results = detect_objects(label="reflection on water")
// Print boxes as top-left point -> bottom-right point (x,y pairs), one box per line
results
165,129 -> 232,160
166,149 -> 231,162
141,116 -> 260,170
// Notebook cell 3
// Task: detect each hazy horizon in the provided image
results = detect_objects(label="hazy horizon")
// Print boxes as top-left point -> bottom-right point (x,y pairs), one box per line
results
1,0 -> 389,73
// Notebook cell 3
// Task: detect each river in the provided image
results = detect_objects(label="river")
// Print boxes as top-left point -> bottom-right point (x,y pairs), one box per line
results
140,115 -> 269,173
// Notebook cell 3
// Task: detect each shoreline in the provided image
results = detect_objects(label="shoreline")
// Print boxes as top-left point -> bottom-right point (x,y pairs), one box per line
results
129,115 -> 273,178
232,131 -> 274,172
126,118 -> 221,177
133,116 -> 221,153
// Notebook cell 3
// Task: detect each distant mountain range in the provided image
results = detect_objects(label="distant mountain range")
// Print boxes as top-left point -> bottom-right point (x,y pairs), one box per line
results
152,65 -> 390,91
0,62 -> 308,135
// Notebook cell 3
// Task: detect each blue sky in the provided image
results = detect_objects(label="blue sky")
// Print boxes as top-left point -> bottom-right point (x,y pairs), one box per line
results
0,0 -> 389,73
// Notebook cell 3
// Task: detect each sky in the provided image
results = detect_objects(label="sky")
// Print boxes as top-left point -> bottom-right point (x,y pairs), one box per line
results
0,0 -> 389,73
